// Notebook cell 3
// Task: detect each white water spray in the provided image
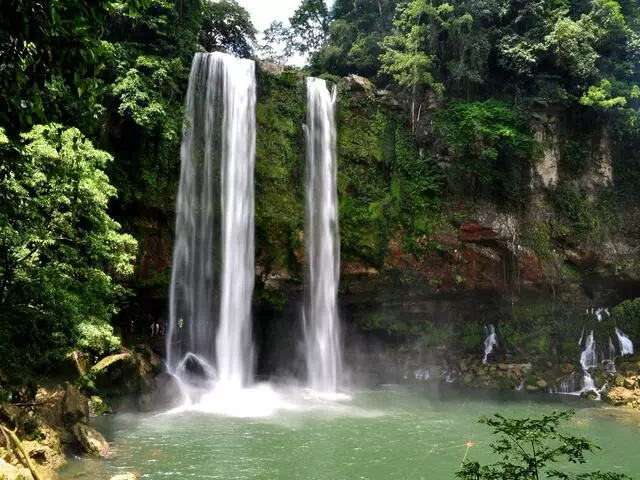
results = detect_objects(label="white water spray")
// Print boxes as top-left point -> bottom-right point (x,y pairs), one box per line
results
616,328 -> 634,356
304,77 -> 342,394
166,52 -> 256,397
482,325 -> 498,364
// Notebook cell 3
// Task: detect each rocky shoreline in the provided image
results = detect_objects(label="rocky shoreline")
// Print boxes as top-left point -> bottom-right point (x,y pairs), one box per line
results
0,383 -> 110,480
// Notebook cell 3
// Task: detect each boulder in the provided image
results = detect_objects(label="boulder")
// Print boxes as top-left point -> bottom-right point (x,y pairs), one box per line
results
23,425 -> 65,470
137,373 -> 183,412
0,404 -> 29,430
375,90 -> 400,106
260,60 -> 284,75
536,379 -> 548,390
604,387 -> 636,406
72,424 -> 110,458
33,386 -> 65,427
623,377 -> 636,389
583,390 -> 599,401
110,474 -> 140,480
0,460 -> 32,480
344,74 -> 374,92
62,384 -> 89,428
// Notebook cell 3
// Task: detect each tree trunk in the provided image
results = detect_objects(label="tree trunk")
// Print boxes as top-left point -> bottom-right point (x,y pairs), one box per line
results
0,424 -> 44,480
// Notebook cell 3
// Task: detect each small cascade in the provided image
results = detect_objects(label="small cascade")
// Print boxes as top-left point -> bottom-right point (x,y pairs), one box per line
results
438,365 -> 455,383
616,328 -> 634,356
482,325 -> 498,364
303,77 -> 342,395
601,337 -> 617,374
579,331 -> 599,397
556,372 -> 580,394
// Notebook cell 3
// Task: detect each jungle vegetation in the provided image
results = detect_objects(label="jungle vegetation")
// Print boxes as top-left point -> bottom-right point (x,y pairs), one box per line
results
1,0 -> 640,375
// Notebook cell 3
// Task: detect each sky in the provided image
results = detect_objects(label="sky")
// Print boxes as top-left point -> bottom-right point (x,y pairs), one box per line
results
237,0 -> 334,65
236,0 -> 306,33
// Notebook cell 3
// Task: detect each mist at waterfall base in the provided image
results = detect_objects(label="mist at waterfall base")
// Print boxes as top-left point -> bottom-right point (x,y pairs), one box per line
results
164,54 -> 346,416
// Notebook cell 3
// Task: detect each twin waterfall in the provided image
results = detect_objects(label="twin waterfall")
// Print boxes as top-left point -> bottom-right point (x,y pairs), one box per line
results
166,53 -> 341,402
304,78 -> 342,394
166,52 -> 256,391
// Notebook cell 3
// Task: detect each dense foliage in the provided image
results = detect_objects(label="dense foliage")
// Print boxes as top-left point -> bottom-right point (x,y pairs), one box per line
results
0,125 -> 136,369
2,0 -> 640,375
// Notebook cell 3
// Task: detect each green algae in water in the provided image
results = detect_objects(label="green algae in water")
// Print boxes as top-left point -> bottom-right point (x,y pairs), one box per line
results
61,387 -> 638,479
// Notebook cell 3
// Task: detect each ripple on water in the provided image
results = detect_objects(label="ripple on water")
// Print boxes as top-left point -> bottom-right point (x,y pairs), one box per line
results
60,388 -> 640,480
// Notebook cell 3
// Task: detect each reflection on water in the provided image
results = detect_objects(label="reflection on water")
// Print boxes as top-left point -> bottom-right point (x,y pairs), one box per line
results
61,386 -> 638,480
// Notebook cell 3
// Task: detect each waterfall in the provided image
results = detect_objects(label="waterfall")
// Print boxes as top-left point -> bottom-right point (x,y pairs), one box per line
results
304,77 -> 342,394
602,337 -> 616,374
579,331 -> 598,395
482,325 -> 498,364
616,328 -> 634,356
166,52 -> 256,395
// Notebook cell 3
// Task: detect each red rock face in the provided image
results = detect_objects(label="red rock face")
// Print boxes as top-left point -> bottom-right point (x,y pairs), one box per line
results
459,222 -> 499,243
338,219 -> 547,295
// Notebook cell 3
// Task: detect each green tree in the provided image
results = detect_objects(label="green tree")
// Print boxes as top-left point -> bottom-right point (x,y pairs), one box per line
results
436,100 -> 535,205
380,0 -> 451,129
199,0 -> 256,57
0,0 -> 116,132
0,125 -> 137,370
457,410 -> 630,480
312,0 -> 397,77
100,0 -> 201,218
261,0 -> 330,63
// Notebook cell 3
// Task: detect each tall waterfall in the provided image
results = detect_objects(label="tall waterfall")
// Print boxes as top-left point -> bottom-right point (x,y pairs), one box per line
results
166,52 -> 256,393
304,77 -> 342,393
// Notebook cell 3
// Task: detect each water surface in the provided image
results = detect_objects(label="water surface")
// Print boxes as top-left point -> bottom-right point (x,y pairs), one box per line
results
61,386 -> 638,479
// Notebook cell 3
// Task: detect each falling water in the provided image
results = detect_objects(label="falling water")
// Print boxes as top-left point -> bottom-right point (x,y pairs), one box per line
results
579,331 -> 598,394
602,337 -> 616,374
304,77 -> 342,394
482,325 -> 498,364
166,52 -> 256,394
616,328 -> 634,356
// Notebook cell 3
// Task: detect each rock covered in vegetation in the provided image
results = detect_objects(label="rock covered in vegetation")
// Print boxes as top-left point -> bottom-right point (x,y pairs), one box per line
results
603,357 -> 640,409
72,424 -> 110,458
0,380 -> 113,478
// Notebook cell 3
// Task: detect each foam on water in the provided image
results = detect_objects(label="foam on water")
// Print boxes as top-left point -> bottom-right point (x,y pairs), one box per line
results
163,384 -> 359,419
